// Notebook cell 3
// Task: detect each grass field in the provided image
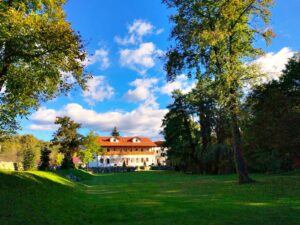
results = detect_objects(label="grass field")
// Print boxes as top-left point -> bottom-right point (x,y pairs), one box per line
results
0,170 -> 299,225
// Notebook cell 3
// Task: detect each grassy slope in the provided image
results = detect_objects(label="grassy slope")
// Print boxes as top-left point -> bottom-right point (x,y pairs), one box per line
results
0,170 -> 299,225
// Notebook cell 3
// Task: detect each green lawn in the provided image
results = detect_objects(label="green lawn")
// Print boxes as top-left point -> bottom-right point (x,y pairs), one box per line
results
0,170 -> 299,225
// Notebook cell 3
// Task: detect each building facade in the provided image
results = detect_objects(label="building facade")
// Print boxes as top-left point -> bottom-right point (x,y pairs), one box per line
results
88,136 -> 161,167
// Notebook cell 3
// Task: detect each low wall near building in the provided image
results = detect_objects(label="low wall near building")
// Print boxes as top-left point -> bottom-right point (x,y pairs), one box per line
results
88,166 -> 137,173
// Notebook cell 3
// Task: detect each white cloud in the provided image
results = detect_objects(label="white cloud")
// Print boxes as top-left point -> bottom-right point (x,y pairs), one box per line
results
253,47 -> 295,83
160,74 -> 195,95
28,103 -> 167,139
120,42 -> 163,75
115,19 -> 162,46
84,48 -> 110,70
124,78 -> 158,102
82,76 -> 114,105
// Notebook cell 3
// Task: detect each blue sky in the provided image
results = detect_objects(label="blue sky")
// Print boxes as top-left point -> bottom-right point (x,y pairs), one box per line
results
19,0 -> 300,141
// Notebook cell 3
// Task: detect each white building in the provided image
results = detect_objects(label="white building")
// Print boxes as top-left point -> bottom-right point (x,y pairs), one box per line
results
88,136 -> 162,167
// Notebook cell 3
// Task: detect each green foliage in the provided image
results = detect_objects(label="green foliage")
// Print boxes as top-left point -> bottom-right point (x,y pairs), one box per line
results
22,148 -> 35,171
78,149 -> 93,166
203,144 -> 235,174
38,147 -> 51,171
162,91 -> 198,172
0,134 -> 45,163
55,153 -> 64,166
111,126 -> 120,136
51,116 -> 83,169
0,0 -> 89,137
79,130 -> 102,166
163,0 -> 274,183
244,53 -> 300,172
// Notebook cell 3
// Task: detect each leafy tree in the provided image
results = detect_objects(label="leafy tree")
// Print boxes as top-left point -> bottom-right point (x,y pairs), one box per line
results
55,153 -> 64,167
79,131 -> 102,167
0,134 -> 45,162
51,116 -> 83,169
78,150 -> 93,167
111,127 -> 120,137
22,148 -> 35,171
163,0 -> 274,183
38,147 -> 51,171
0,0 -> 88,137
244,53 -> 300,172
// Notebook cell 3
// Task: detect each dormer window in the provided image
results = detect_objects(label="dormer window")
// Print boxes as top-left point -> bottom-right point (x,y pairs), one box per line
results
110,137 -> 119,143
132,137 -> 141,143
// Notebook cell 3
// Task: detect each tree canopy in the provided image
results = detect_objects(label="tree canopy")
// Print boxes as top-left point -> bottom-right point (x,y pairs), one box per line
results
0,0 -> 88,137
163,0 -> 274,183
51,116 -> 83,169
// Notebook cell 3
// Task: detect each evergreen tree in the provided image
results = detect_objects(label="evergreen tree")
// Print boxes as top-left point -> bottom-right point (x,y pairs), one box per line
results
244,53 -> 300,172
162,91 -> 198,172
51,117 -> 83,169
111,127 -> 120,137
38,147 -> 51,171
22,148 -> 35,171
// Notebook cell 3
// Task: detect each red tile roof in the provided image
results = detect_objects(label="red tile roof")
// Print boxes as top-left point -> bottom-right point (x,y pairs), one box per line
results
97,136 -> 157,147
154,141 -> 164,147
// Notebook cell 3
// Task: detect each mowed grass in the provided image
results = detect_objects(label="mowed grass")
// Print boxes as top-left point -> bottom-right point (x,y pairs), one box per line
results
0,170 -> 300,225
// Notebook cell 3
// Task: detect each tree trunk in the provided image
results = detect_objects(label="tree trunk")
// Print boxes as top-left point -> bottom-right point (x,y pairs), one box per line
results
230,111 -> 253,184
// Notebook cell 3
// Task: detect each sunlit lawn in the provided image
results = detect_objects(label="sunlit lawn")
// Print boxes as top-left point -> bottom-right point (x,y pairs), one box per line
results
0,169 -> 299,225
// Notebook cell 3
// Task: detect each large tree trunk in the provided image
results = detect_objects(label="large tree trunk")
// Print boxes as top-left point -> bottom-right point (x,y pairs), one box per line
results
199,108 -> 212,173
199,110 -> 211,152
230,111 -> 253,184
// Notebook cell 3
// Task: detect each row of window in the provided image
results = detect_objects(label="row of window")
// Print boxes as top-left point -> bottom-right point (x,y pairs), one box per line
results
106,148 -> 147,152
99,158 -> 149,164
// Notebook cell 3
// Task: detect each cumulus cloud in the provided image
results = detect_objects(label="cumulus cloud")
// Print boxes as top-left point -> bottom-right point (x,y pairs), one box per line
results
120,42 -> 163,75
253,47 -> 295,83
28,103 -> 167,139
160,74 -> 195,95
124,78 -> 158,102
82,76 -> 114,105
84,48 -> 110,70
115,19 -> 162,45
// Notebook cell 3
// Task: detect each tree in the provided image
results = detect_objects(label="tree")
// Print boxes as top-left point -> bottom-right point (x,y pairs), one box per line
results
244,53 -> 300,172
111,127 -> 120,137
22,148 -> 35,171
0,134 -> 45,163
162,91 -> 198,172
79,131 -> 102,167
51,117 -> 83,169
38,147 -> 51,171
0,0 -> 88,137
163,0 -> 274,183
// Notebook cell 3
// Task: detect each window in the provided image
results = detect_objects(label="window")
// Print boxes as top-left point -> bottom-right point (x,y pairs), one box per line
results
132,137 -> 141,143
100,158 -> 104,163
146,158 -> 149,162
106,158 -> 110,164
